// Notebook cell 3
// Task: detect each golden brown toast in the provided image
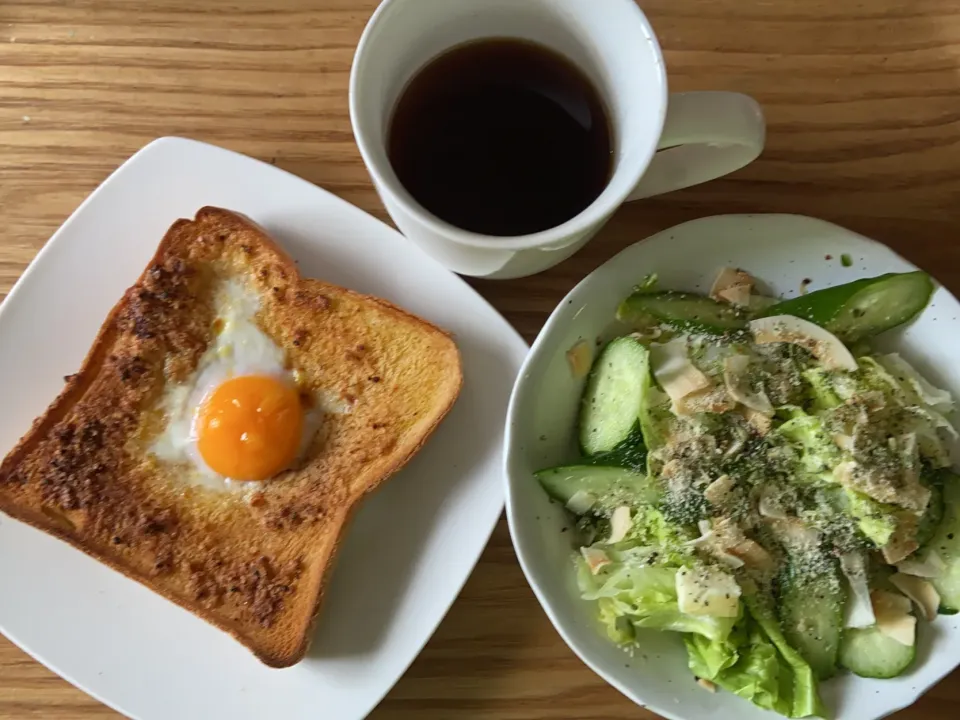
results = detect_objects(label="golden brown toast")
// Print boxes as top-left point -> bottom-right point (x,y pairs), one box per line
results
0,207 -> 462,667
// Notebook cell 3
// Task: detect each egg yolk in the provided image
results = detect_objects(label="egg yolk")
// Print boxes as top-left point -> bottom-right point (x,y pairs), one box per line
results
196,375 -> 304,481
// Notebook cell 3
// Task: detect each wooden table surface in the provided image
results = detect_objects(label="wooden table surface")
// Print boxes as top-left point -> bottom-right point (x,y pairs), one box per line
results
2,0 -> 960,717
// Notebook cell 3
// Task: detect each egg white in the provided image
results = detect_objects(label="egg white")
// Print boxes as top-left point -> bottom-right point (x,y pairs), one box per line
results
150,279 -> 324,492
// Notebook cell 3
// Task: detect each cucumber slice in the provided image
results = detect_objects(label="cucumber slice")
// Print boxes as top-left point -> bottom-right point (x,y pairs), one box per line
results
839,624 -> 916,678
579,337 -> 650,455
778,559 -> 845,679
617,291 -> 746,334
586,440 -> 647,472
923,474 -> 960,612
758,272 -> 934,342
916,482 -> 944,549
535,465 -> 658,511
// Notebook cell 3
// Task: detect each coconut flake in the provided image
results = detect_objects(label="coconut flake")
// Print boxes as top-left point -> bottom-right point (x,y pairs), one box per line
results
710,267 -> 754,305
840,553 -> 876,628
723,355 -> 774,416
740,406 -> 773,435
581,547 -> 612,575
872,590 -> 916,646
697,678 -> 717,693
650,339 -> 711,404
897,551 -> 945,579
750,315 -> 858,372
673,386 -> 736,416
833,433 -> 854,452
890,573 -> 940,622
608,506 -> 632,544
758,489 -> 788,520
717,285 -> 752,307
704,474 -> 735,505
566,490 -> 597,515
566,340 -> 593,379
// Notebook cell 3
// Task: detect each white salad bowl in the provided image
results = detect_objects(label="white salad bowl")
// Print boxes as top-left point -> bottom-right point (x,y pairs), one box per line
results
504,214 -> 960,720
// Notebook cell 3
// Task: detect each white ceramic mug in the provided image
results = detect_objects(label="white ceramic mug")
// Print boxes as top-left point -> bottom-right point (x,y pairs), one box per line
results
349,0 -> 765,280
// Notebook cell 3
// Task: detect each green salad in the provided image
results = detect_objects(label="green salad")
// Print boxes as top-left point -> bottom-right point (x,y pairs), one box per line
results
538,268 -> 960,718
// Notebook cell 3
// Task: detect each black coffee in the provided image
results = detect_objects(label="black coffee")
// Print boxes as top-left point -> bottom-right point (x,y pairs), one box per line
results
387,38 -> 612,237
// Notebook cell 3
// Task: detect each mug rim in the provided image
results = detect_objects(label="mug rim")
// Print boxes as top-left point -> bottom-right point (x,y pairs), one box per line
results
348,0 -> 668,252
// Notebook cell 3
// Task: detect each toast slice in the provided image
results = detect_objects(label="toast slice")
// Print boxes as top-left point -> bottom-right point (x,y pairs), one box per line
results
0,207 -> 462,667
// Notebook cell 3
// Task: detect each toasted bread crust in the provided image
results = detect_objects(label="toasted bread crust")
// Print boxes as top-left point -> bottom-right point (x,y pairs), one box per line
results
0,208 -> 462,667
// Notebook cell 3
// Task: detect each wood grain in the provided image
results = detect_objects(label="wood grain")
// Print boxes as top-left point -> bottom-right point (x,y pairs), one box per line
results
2,0 -> 960,717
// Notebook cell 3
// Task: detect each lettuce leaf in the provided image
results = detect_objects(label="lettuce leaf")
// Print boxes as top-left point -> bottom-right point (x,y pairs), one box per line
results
614,505 -> 695,562
689,620 -> 785,714
578,562 -> 738,644
686,598 -> 827,719
774,408 -> 841,478
685,626 -> 742,679
747,594 -> 826,718
845,489 -> 897,546
876,353 -> 953,412
860,355 -> 956,467
803,368 -> 843,411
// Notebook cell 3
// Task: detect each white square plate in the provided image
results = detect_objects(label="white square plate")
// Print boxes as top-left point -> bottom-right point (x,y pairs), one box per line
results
0,137 -> 528,720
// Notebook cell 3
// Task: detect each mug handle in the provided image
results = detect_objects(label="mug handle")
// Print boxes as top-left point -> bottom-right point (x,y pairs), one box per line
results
626,91 -> 765,202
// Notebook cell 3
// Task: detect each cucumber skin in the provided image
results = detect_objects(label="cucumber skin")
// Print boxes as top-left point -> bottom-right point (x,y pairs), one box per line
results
916,482 -> 944,549
923,474 -> 960,613
838,625 -> 916,679
585,427 -> 647,471
535,465 -> 655,510
777,562 -> 844,680
758,275 -> 889,326
833,272 -> 934,341
757,272 -> 934,341
617,291 -> 747,334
